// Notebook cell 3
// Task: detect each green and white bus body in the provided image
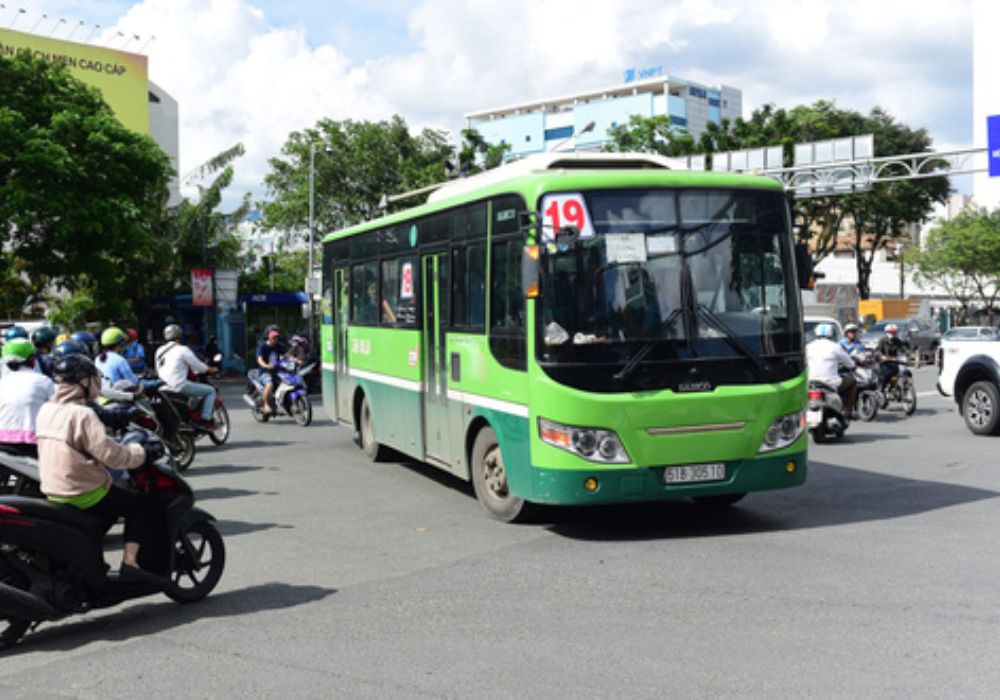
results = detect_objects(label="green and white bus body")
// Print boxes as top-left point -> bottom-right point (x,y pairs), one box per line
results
320,153 -> 808,520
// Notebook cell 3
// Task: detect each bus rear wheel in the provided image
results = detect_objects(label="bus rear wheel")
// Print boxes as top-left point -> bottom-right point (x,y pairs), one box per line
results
358,395 -> 388,461
471,427 -> 529,522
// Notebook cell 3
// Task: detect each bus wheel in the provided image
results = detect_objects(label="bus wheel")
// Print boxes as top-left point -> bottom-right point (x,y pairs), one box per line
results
359,395 -> 388,461
471,427 -> 527,522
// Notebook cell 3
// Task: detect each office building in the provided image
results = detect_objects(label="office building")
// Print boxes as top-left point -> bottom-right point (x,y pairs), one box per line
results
466,74 -> 742,158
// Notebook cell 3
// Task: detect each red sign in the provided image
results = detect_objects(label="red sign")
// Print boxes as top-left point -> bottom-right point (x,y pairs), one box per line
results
192,269 -> 213,307
400,262 -> 414,300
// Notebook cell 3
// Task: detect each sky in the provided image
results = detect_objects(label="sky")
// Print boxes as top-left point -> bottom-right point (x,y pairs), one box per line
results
3,0 -> 974,208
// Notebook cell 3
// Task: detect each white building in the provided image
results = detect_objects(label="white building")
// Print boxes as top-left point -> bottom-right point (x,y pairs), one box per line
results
149,80 -> 180,206
466,72 -> 742,158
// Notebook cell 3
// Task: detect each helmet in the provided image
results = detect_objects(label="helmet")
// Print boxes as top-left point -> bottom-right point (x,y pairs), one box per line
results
885,324 -> 898,335
53,339 -> 89,361
100,326 -> 127,348
814,323 -> 835,339
290,334 -> 304,346
54,333 -> 71,345
70,331 -> 99,357
844,323 -> 859,333
1,337 -> 35,365
3,325 -> 28,342
31,326 -> 57,349
163,324 -> 182,341
126,328 -> 138,341
52,353 -> 100,383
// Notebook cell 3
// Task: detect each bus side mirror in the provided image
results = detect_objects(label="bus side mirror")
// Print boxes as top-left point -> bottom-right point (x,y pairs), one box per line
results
794,243 -> 814,290
522,244 -> 541,298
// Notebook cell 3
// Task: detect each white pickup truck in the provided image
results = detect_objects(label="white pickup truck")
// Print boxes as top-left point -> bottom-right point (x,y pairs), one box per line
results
937,339 -> 1000,435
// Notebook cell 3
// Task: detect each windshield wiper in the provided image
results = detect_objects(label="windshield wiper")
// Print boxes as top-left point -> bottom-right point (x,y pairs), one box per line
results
695,304 -> 765,371
613,307 -> 683,382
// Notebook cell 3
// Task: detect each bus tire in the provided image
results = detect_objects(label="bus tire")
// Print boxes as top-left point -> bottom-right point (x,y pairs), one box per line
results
359,395 -> 388,461
471,427 -> 528,522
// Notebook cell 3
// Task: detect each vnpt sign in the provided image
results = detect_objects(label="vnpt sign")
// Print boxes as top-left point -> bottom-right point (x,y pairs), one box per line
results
624,65 -> 664,83
989,115 -> 1000,177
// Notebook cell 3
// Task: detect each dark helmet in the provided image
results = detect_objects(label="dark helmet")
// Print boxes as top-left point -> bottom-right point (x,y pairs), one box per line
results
31,326 -> 57,349
53,338 -> 89,361
52,353 -> 100,384
3,325 -> 28,342
70,331 -> 99,358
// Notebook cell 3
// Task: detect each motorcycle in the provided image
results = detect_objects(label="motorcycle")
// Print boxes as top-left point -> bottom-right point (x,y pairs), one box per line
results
102,382 -> 197,472
850,353 -> 880,422
806,380 -> 849,443
0,433 -> 226,650
877,358 -> 917,415
244,358 -> 314,426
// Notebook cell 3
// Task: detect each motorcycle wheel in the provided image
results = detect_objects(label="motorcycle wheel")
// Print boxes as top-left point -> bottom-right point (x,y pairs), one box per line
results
858,392 -> 879,422
208,404 -> 231,445
165,520 -> 226,604
169,432 -> 196,472
810,427 -> 827,444
0,561 -> 31,650
902,384 -> 918,416
877,390 -> 888,409
292,396 -> 312,427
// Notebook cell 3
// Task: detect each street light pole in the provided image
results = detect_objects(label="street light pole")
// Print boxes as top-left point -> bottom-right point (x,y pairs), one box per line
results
308,142 -> 316,343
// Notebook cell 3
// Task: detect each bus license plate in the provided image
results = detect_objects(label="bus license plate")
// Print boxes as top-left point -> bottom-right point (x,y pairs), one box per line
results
664,463 -> 726,484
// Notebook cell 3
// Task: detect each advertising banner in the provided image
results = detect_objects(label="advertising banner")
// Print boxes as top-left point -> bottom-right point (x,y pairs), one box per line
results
0,28 -> 149,133
192,269 -> 213,307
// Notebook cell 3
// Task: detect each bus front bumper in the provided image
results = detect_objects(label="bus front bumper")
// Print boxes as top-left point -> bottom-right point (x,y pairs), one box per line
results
520,451 -> 807,505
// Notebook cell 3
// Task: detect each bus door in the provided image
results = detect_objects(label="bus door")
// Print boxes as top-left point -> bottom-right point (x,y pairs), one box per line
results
422,253 -> 452,465
334,267 -> 351,422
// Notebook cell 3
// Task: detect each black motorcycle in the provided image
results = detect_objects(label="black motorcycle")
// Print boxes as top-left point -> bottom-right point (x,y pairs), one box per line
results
877,359 -> 917,416
0,436 -> 225,650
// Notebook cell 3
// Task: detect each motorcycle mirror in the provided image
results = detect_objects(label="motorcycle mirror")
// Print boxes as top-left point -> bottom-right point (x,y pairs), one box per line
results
213,353 -> 223,363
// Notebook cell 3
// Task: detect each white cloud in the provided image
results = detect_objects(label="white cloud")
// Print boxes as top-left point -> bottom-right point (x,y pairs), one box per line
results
87,0 -> 971,207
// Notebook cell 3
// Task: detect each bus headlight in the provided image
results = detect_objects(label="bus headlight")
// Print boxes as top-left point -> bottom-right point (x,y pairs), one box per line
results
539,418 -> 630,464
758,410 -> 806,453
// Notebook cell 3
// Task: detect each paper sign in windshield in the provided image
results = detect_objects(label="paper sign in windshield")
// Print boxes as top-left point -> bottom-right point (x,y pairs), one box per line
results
605,233 -> 648,264
646,235 -> 677,255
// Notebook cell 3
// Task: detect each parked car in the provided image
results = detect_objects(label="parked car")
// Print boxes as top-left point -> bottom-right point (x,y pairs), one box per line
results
804,316 -> 843,344
942,326 -> 1000,341
860,317 -> 941,365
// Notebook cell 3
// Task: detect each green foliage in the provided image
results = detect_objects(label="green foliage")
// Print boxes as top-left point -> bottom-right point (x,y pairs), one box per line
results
913,207 -> 1000,316
459,128 -> 510,174
261,116 -> 454,237
46,286 -> 97,329
606,100 -> 949,298
0,50 -> 172,321
239,248 -> 308,293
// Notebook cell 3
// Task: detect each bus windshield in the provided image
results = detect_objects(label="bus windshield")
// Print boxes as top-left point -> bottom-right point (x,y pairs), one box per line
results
539,188 -> 802,390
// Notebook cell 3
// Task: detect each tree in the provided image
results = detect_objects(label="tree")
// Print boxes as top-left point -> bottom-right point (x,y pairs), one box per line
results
458,128 -> 510,175
606,101 -> 949,298
0,50 -> 172,320
913,207 -> 1000,321
239,248 -> 308,293
261,116 -> 454,238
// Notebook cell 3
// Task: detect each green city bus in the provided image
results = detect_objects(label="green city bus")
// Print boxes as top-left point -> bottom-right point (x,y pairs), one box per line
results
320,152 -> 810,521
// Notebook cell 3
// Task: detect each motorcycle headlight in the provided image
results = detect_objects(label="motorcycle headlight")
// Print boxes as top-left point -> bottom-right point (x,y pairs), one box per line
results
758,410 -> 806,453
539,418 -> 630,464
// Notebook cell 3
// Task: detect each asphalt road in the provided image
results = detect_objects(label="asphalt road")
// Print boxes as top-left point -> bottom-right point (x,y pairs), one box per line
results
2,368 -> 999,698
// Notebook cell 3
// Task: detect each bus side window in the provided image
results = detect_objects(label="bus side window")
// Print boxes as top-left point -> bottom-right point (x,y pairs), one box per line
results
351,261 -> 379,324
381,257 -> 417,326
451,243 -> 486,332
489,239 -> 526,370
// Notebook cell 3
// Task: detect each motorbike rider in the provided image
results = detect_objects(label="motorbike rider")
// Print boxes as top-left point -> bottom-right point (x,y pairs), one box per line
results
875,323 -> 909,391
30,326 -> 57,378
807,322 -> 858,418
95,326 -> 140,388
257,329 -> 290,415
839,323 -> 866,357
0,338 -> 55,458
122,328 -> 147,375
155,324 -> 218,428
71,331 -> 100,359
35,353 -> 163,580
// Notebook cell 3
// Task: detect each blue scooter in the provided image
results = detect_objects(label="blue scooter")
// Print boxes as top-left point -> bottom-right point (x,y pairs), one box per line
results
243,358 -> 314,426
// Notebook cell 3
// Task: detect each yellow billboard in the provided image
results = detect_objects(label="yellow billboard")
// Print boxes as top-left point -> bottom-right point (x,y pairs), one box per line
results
0,28 -> 148,134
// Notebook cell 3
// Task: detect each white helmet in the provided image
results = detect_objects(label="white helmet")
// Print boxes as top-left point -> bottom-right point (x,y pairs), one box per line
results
844,323 -> 859,333
814,323 -> 835,339
163,324 -> 182,341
